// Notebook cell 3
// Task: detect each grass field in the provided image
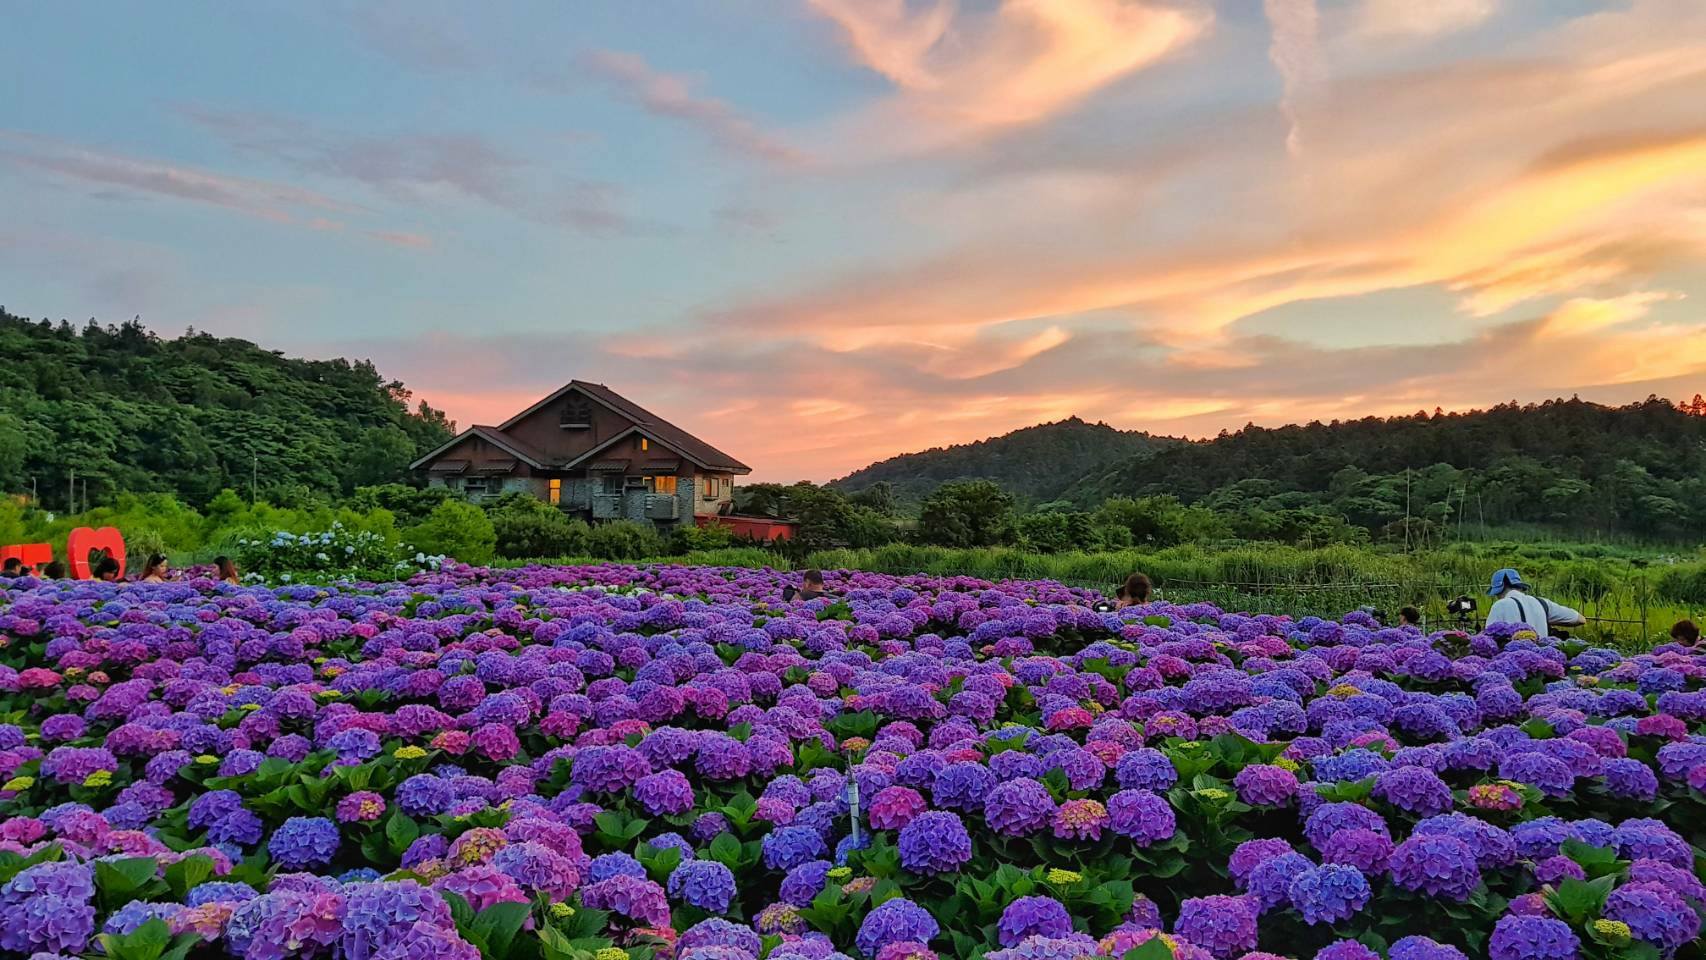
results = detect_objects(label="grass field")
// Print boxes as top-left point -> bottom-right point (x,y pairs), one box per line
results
511,539 -> 1705,649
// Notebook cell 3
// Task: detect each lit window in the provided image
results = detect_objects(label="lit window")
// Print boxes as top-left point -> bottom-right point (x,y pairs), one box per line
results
640,437 -> 650,452
548,478 -> 561,505
647,475 -> 678,495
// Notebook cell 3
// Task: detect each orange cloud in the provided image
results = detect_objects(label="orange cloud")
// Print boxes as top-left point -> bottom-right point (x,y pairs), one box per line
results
1350,0 -> 1495,39
1536,291 -> 1682,339
807,0 -> 1208,153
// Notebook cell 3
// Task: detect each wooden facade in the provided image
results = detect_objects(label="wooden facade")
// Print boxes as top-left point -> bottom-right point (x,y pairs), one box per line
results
410,381 -> 751,529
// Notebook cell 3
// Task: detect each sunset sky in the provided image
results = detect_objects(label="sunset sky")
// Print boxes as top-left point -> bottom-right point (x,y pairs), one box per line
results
5,0 -> 1706,482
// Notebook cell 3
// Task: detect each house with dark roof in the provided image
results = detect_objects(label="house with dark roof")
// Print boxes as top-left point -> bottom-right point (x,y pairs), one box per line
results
409,381 -> 752,529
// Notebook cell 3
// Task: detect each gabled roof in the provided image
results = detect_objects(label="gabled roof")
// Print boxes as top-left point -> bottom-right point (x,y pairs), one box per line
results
409,425 -> 549,471
498,380 -> 751,474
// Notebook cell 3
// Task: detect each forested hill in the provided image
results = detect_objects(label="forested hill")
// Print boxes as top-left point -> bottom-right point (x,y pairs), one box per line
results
1067,396 -> 1706,539
0,308 -> 456,509
830,417 -> 1176,506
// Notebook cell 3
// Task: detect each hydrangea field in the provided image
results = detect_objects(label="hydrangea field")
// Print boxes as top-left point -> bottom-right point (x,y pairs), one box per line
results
1,564 -> 1703,960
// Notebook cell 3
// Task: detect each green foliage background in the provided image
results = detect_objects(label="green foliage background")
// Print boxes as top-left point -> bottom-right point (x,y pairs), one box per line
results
0,308 -> 455,507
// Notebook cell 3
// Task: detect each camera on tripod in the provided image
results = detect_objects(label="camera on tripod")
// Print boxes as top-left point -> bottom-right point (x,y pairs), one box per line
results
1446,595 -> 1476,622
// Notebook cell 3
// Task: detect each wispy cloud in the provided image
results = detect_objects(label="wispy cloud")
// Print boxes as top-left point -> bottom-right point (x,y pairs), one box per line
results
366,230 -> 433,249
181,108 -> 525,207
1263,0 -> 1324,158
180,107 -> 638,234
580,50 -> 804,164
0,131 -> 350,223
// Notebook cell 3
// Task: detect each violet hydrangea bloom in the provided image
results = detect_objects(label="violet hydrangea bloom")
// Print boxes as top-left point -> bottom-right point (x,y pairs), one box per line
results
1288,864 -> 1372,926
1487,915 -> 1580,960
1389,834 -> 1481,901
996,896 -> 1072,947
1175,895 -> 1259,959
856,898 -> 939,957
669,859 -> 737,914
898,811 -> 973,875
267,816 -> 341,870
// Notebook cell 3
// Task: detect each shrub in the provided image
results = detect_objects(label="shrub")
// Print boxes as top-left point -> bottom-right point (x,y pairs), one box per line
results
585,520 -> 668,561
673,520 -> 737,552
486,493 -> 589,559
404,500 -> 497,565
234,523 -> 439,582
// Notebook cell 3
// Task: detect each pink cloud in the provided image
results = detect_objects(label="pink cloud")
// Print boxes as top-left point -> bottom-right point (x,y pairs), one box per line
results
366,230 -> 433,249
580,50 -> 805,164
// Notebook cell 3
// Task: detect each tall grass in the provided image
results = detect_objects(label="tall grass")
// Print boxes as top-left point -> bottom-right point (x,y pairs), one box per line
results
496,541 -> 1703,649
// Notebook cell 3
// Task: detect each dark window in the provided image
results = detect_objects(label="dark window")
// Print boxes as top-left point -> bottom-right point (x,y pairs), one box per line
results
561,397 -> 593,428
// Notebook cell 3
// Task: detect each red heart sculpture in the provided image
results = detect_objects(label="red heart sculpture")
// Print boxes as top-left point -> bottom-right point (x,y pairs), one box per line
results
68,526 -> 127,580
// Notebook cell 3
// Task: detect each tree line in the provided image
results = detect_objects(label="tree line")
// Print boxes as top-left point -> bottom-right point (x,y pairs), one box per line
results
0,308 -> 455,509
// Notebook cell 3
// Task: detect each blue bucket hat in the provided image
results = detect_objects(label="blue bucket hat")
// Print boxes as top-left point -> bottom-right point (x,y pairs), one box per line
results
1487,568 -> 1528,596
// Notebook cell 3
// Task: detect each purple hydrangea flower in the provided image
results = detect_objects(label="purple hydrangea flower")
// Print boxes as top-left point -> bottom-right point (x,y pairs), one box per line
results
1487,915 -> 1580,960
897,811 -> 973,875
1175,895 -> 1258,959
267,816 -> 340,870
1288,864 -> 1371,926
1389,834 -> 1481,901
857,898 -> 939,957
669,859 -> 737,914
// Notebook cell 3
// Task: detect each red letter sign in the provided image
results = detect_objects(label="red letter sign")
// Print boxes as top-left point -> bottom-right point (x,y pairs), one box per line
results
0,543 -> 52,569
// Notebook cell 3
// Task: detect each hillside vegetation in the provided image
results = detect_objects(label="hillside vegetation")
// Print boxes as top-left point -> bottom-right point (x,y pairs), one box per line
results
0,308 -> 455,508
1073,396 -> 1706,542
830,416 -> 1173,506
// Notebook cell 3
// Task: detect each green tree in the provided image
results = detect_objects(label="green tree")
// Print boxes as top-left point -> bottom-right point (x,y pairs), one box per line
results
346,427 -> 418,492
917,480 -> 1014,547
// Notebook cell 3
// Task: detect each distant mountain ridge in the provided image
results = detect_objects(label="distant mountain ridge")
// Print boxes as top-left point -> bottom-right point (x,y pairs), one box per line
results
832,395 -> 1706,541
829,416 -> 1176,506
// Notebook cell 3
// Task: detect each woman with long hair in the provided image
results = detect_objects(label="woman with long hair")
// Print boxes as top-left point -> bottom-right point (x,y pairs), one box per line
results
214,555 -> 242,585
139,553 -> 169,582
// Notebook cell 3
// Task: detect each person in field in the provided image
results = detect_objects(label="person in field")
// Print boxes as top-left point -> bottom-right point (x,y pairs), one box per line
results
0,557 -> 23,577
1671,619 -> 1701,648
94,556 -> 122,581
41,561 -> 66,579
1484,568 -> 1584,636
215,556 -> 242,584
1397,606 -> 1422,627
139,554 -> 170,582
1114,572 -> 1152,608
783,569 -> 827,602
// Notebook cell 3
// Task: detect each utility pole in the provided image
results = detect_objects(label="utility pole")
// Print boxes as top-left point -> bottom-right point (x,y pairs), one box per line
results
69,468 -> 75,514
252,455 -> 258,504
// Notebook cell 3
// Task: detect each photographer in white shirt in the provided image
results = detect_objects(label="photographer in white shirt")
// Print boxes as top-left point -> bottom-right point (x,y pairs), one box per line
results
1484,568 -> 1584,636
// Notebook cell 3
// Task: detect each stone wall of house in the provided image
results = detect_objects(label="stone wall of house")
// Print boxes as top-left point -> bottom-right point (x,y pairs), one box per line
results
423,474 -> 541,503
